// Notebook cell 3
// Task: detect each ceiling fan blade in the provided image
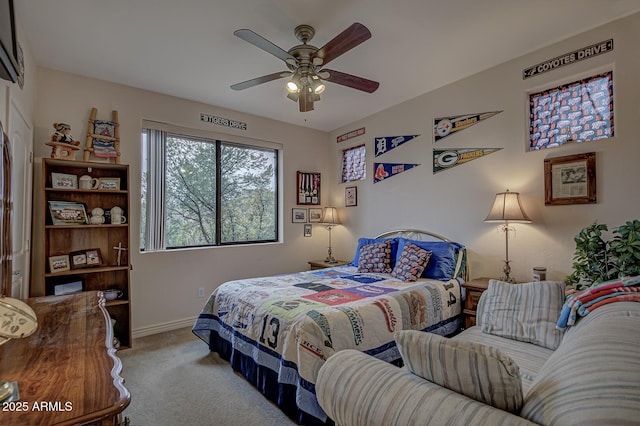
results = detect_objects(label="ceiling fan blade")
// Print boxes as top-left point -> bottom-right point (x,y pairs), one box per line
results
230,71 -> 292,91
234,29 -> 297,64
321,69 -> 379,93
312,23 -> 371,66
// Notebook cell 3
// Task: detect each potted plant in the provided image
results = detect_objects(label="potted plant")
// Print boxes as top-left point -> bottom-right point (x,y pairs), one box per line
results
566,220 -> 640,291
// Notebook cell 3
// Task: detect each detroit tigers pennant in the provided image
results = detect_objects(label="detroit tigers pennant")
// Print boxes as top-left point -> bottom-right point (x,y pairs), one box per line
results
374,135 -> 420,157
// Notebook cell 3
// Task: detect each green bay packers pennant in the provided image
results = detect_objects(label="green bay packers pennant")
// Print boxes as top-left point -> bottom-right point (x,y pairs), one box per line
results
374,162 -> 420,183
434,111 -> 502,142
374,135 -> 420,157
433,149 -> 502,174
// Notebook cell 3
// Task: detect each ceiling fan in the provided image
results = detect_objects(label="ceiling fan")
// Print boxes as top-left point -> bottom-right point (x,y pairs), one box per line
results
230,23 -> 380,112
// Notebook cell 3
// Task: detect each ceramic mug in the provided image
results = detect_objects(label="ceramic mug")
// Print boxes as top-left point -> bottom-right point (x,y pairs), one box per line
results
103,289 -> 123,301
110,206 -> 126,224
79,175 -> 99,190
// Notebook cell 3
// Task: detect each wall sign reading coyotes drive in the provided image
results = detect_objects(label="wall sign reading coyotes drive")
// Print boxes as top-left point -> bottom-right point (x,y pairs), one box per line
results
200,113 -> 247,130
523,39 -> 613,80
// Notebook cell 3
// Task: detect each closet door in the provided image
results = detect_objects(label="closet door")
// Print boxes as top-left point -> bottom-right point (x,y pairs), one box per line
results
8,93 -> 33,299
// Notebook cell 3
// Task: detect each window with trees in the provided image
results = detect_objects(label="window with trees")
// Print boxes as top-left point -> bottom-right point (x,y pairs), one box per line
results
141,126 -> 279,251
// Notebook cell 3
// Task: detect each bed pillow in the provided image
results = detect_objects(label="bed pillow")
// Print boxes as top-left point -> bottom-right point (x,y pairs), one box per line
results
357,241 -> 393,273
395,330 -> 523,413
350,237 -> 399,267
479,279 -> 565,350
391,242 -> 432,282
395,238 -> 465,280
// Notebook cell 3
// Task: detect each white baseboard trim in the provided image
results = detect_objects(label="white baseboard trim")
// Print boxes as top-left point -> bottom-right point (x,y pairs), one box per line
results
132,316 -> 197,339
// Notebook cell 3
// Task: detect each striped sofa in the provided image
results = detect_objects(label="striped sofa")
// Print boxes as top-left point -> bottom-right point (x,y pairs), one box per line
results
317,281 -> 640,426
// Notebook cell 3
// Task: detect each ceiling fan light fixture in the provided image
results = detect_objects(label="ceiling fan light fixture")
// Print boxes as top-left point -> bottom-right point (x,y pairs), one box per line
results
311,77 -> 326,95
287,91 -> 300,102
286,73 -> 301,93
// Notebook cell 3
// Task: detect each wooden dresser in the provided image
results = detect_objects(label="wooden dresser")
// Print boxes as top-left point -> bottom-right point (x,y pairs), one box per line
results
461,278 -> 491,329
0,291 -> 130,425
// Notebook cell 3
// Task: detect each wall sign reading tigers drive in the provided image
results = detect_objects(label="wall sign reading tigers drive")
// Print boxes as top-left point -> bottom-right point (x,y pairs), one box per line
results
200,113 -> 247,130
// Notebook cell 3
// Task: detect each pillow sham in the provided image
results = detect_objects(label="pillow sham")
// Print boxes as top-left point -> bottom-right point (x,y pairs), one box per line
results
395,238 -> 465,280
479,279 -> 565,350
350,237 -> 399,267
357,241 -> 393,273
395,330 -> 523,413
391,242 -> 432,282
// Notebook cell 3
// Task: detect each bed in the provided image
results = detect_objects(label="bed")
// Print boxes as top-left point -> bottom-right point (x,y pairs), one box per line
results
192,229 -> 467,424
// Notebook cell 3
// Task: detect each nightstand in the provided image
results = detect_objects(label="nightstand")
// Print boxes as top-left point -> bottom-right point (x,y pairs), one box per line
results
308,259 -> 349,270
461,278 -> 491,329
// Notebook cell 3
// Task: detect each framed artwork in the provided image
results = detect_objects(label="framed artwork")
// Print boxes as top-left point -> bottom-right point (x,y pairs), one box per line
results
297,171 -> 321,205
48,254 -> 70,273
98,177 -> 121,190
292,208 -> 307,223
308,208 -> 323,223
345,186 -> 357,207
48,201 -> 88,225
51,172 -> 78,189
304,224 -> 312,237
70,248 -> 103,269
544,152 -> 596,205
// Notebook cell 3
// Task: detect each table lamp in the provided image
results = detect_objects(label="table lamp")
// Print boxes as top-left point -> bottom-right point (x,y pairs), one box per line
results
320,206 -> 340,263
484,189 -> 531,283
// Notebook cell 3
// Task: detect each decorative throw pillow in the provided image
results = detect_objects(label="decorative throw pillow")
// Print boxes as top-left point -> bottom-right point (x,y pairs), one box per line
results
395,330 -> 523,413
394,238 -> 465,280
350,237 -> 399,267
357,241 -> 393,273
391,242 -> 432,282
479,279 -> 565,350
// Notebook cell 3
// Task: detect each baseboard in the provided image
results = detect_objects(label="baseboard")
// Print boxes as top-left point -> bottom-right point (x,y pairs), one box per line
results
132,316 -> 197,339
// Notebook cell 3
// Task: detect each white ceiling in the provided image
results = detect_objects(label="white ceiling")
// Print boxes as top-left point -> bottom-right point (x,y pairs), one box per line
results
15,0 -> 640,132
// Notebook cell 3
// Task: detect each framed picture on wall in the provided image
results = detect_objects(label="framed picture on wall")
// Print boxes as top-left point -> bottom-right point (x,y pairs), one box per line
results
345,186 -> 357,207
544,152 -> 596,205
308,208 -> 323,223
297,171 -> 321,205
292,208 -> 307,223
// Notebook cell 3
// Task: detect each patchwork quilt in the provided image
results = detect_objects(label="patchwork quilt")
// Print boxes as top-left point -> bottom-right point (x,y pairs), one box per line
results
193,265 -> 463,422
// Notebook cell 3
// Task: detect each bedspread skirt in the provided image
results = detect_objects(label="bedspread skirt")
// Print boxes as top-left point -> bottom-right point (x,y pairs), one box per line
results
196,313 -> 462,424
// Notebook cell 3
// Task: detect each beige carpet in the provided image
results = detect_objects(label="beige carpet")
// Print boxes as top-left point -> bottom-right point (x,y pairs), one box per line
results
119,327 -> 296,426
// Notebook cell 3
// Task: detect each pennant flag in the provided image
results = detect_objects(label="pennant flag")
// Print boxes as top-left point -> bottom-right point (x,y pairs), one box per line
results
433,148 -> 501,174
373,163 -> 419,183
433,111 -> 502,142
374,135 -> 420,157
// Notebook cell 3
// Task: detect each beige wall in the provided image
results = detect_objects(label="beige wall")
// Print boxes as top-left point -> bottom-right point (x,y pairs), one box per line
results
28,12 -> 640,336
329,12 -> 640,283
30,69 -> 333,335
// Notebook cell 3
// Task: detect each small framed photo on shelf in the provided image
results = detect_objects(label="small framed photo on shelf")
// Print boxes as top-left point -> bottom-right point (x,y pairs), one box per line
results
304,224 -> 312,237
48,254 -> 70,273
98,177 -> 121,190
345,186 -> 357,207
70,248 -> 103,269
308,208 -> 323,223
51,173 -> 78,189
48,201 -> 88,225
292,208 -> 307,223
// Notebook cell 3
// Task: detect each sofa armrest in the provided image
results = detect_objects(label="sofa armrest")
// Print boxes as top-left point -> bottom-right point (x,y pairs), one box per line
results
317,350 -> 537,426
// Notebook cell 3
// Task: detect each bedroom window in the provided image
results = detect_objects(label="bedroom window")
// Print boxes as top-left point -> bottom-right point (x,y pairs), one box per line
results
528,70 -> 614,151
141,127 -> 279,251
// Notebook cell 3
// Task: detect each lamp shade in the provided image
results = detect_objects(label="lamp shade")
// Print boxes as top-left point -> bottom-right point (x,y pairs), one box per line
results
484,190 -> 531,223
320,206 -> 339,225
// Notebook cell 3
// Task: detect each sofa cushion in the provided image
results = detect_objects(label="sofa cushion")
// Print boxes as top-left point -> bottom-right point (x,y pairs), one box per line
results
521,303 -> 640,425
395,330 -> 523,412
391,241 -> 432,282
479,280 -> 565,350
